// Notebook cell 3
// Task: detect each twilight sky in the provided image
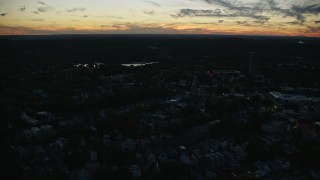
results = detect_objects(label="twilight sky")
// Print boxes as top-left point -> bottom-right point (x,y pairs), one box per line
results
0,0 -> 319,36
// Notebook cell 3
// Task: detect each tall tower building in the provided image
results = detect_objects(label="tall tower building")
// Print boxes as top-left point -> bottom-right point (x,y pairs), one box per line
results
249,52 -> 260,75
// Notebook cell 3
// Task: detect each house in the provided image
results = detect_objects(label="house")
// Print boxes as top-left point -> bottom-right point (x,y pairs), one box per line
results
269,92 -> 320,103
314,122 -> 320,132
205,170 -> 218,179
58,121 -> 68,126
205,152 -> 225,167
178,145 -> 189,155
262,121 -> 286,134
255,161 -> 271,177
135,153 -> 145,165
37,111 -> 55,121
21,114 -> 40,125
178,79 -> 187,87
230,144 -> 247,160
155,149 -> 168,162
255,159 -> 290,177
86,150 -> 100,173
302,124 -> 319,142
23,129 -> 33,138
190,124 -> 209,136
71,168 -> 90,180
122,138 -> 136,152
223,93 -> 245,98
190,149 -> 202,163
268,159 -> 290,173
146,152 -> 156,166
261,136 -> 280,145
30,127 -> 41,136
180,154 -> 193,165
40,124 -> 53,135
33,145 -> 46,155
103,134 -> 111,146
55,137 -> 69,149
166,146 -> 179,159
130,164 -> 142,178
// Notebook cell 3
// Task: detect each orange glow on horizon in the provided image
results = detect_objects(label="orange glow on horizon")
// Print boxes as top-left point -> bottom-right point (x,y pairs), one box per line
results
1,18 -> 319,37
1,25 -> 319,37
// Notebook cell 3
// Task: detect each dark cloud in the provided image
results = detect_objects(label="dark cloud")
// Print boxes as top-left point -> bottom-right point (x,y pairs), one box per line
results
305,26 -> 320,33
286,21 -> 301,25
83,15 -> 89,18
236,21 -> 248,25
110,16 -> 123,19
203,0 -> 257,12
173,0 -> 272,25
100,23 -> 207,34
203,0 -> 232,8
172,8 -> 269,23
1,13 -> 8,17
218,20 -> 223,23
100,25 -> 122,28
200,0 -> 315,25
314,20 -> 320,24
234,20 -> 262,26
266,0 -> 305,24
264,1 -> 318,24
112,25 -> 122,28
37,7 -> 54,13
30,19 -> 44,22
67,8 -> 86,13
192,22 -> 216,25
143,9 -> 155,15
292,4 -> 320,15
96,15 -> 123,19
19,6 -> 26,12
145,1 -> 161,7
38,1 -> 46,5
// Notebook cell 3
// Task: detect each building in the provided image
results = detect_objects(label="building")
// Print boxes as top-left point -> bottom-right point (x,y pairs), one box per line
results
129,164 -> 142,178
269,92 -> 320,103
262,121 -> 286,134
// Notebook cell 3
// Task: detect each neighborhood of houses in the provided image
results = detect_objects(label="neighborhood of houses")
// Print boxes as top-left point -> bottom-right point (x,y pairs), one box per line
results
2,62 -> 320,179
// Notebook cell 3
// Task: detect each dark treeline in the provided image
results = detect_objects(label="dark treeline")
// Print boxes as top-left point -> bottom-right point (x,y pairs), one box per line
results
1,35 -> 319,84
1,35 -> 319,64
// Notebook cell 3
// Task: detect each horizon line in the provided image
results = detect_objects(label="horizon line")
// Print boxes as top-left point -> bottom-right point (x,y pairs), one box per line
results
1,33 -> 319,38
